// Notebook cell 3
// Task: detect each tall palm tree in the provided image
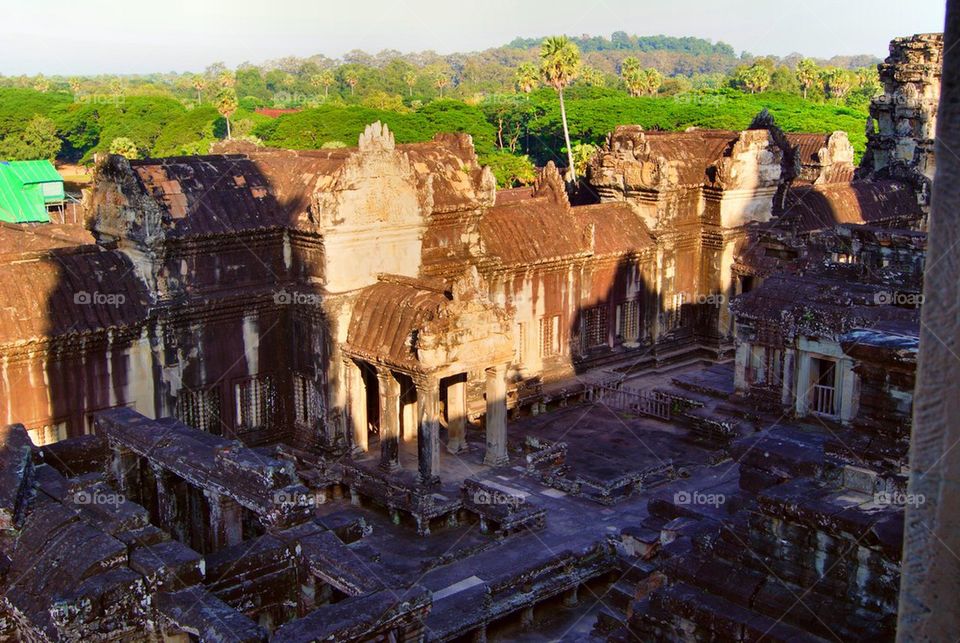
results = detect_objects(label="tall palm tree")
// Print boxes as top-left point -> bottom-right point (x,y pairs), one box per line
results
514,62 -> 539,94
644,68 -> 663,96
404,71 -> 417,97
345,72 -> 359,95
579,66 -> 606,88
192,75 -> 205,104
620,57 -> 643,96
435,72 -> 449,98
320,69 -> 335,98
796,58 -> 819,100
540,36 -> 581,181
309,73 -> 323,96
218,87 -> 238,139
823,68 -> 852,104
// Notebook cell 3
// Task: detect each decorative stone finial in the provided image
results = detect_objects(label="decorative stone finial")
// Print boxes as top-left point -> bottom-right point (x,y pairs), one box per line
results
532,161 -> 570,209
358,121 -> 395,153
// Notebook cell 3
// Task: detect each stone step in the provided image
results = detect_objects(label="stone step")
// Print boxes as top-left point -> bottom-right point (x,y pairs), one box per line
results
593,606 -> 628,634
606,579 -> 637,612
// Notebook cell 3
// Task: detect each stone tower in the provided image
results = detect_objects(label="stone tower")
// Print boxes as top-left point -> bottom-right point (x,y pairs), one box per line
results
860,33 -> 944,203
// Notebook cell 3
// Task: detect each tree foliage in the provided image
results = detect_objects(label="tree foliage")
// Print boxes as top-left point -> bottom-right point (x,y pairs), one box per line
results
0,115 -> 61,160
108,136 -> 139,159
540,36 -> 581,179
0,31 -> 880,184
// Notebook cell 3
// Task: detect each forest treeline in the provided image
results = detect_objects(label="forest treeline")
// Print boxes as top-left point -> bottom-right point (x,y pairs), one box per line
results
0,32 -> 880,187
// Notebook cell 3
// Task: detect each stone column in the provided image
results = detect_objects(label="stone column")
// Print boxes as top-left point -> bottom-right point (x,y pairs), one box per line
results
733,340 -> 750,392
154,466 -> 186,544
205,490 -> 244,552
210,491 -> 239,549
154,464 -> 174,524
838,359 -> 858,423
377,367 -> 401,472
794,352 -> 811,416
345,359 -> 368,455
415,376 -> 441,486
898,5 -> 960,639
110,445 -> 139,500
781,348 -> 796,406
402,398 -> 418,443
446,376 -> 467,454
483,365 -> 508,467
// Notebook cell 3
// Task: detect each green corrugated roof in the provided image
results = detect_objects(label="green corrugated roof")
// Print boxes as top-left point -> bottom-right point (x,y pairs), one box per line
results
0,162 -> 52,223
8,160 -> 62,184
5,160 -> 64,202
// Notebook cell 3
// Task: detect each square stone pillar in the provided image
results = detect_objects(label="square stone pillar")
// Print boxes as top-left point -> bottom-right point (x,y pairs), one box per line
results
402,398 -> 418,443
794,352 -> 812,416
733,340 -> 750,392
377,367 -> 401,472
345,359 -> 368,454
781,348 -> 796,407
483,365 -> 509,467
109,445 -> 140,500
446,376 -> 467,454
415,377 -> 441,486
153,465 -> 187,544
204,489 -> 243,552
838,358 -> 858,423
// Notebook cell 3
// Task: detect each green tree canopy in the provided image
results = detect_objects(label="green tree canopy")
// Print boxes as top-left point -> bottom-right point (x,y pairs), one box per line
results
109,136 -> 139,159
0,115 -> 61,160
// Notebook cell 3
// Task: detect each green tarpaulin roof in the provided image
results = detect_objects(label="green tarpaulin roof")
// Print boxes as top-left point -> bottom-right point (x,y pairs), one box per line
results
0,160 -> 63,223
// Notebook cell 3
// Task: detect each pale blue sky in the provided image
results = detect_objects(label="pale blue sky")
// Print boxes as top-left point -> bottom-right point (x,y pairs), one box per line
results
0,0 -> 947,75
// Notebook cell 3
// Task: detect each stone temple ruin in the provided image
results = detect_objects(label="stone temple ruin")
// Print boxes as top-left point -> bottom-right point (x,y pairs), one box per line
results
0,32 -> 946,642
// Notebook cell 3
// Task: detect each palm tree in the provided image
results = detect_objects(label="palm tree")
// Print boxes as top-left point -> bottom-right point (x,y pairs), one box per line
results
345,72 -> 359,95
404,71 -> 417,97
217,87 -> 238,139
796,58 -> 819,99
308,74 -> 322,96
218,71 -> 235,89
737,64 -> 770,94
320,69 -> 335,98
620,57 -> 644,96
514,62 -> 539,94
579,66 -> 606,88
192,75 -> 205,104
539,36 -> 581,181
823,68 -> 852,104
644,68 -> 663,96
434,72 -> 449,98
68,77 -> 82,96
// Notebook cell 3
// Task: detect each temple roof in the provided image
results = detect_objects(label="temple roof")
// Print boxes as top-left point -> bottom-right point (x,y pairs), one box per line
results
344,272 -> 512,374
480,197 -> 590,266
112,125 -> 493,240
731,272 -> 920,341
776,180 -> 922,233
345,279 -> 451,371
641,129 -> 740,185
0,245 -> 150,346
129,154 -> 299,237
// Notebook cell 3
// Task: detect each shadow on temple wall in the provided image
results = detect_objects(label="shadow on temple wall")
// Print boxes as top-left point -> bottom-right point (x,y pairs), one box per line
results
567,255 -> 661,377
775,176 -> 922,237
39,149 -> 335,455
